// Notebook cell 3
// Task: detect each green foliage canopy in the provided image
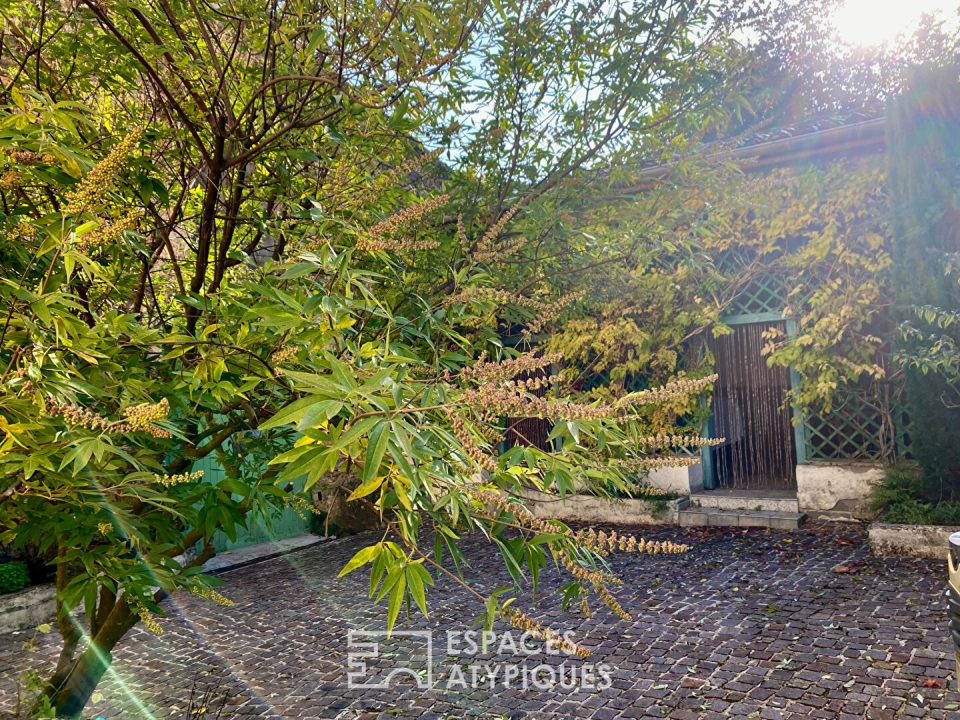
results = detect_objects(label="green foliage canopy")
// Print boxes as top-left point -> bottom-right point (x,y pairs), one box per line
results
0,0 -> 756,715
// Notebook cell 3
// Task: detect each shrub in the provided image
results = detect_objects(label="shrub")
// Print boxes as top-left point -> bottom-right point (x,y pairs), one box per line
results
0,561 -> 29,594
872,461 -> 960,525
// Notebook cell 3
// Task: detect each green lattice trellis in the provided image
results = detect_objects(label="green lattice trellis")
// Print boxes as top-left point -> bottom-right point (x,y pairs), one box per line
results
728,271 -> 788,316
711,249 -> 909,465
802,387 -> 903,462
714,247 -> 790,317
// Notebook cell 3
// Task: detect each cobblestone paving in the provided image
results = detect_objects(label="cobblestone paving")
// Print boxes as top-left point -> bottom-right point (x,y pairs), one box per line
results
1,524 -> 958,719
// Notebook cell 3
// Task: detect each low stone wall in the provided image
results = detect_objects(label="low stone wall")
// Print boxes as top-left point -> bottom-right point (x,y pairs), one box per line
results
647,465 -> 703,495
522,490 -> 687,526
868,522 -> 960,559
796,462 -> 883,521
0,583 -> 55,635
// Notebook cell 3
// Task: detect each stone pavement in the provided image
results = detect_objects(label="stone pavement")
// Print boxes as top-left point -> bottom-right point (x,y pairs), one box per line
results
1,523 -> 958,719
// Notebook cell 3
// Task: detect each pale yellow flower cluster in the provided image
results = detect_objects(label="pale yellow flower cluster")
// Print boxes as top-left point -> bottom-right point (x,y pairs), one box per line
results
615,374 -> 718,409
0,169 -> 20,190
1,147 -> 55,164
472,204 -> 522,263
524,291 -> 584,334
122,398 -> 170,429
448,411 -> 498,472
348,149 -> 444,209
573,527 -> 690,557
506,374 -> 558,392
8,219 -> 34,241
191,585 -> 234,607
630,484 -> 672,497
45,401 -> 114,432
444,286 -> 517,307
470,488 -> 689,623
635,434 -> 725,451
64,130 -> 142,213
461,351 -> 562,384
284,493 -> 320,520
153,470 -> 204,487
46,398 -> 171,438
355,194 -> 448,251
625,455 -> 701,471
504,607 -> 591,657
135,604 -> 163,636
75,210 -> 139,252
270,345 -> 298,367
445,287 -> 581,334
463,384 -> 610,422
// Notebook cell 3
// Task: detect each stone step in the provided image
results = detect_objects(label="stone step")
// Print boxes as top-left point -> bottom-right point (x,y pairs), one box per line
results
678,508 -> 807,530
690,493 -> 800,514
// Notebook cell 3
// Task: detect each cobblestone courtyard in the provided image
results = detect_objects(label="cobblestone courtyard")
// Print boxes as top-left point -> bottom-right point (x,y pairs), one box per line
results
1,524 -> 958,719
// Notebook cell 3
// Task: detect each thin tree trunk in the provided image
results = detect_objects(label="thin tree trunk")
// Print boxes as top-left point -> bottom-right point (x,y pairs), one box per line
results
186,133 -> 225,335
47,599 -> 137,718
47,546 -> 81,692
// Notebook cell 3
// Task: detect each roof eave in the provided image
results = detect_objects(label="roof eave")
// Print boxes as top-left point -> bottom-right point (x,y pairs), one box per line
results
624,117 -> 887,192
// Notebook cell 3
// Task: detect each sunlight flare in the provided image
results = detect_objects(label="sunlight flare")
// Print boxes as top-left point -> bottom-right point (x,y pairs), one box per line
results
830,0 -> 959,47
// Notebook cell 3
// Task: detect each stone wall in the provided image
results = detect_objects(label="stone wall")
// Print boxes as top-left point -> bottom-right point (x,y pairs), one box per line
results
796,462 -> 883,520
869,523 -> 960,559
0,584 -> 55,634
522,489 -> 687,525
647,465 -> 703,495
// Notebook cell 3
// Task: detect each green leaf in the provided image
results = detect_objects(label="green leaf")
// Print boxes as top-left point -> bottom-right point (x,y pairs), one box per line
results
405,563 -> 429,618
386,573 -> 406,633
329,415 -> 381,452
338,544 -> 380,577
361,421 -> 390,484
261,396 -> 335,430
347,473 -> 386,501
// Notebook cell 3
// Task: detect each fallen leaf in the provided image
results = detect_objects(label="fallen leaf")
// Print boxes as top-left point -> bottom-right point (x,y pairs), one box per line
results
921,678 -> 942,689
833,564 -> 851,574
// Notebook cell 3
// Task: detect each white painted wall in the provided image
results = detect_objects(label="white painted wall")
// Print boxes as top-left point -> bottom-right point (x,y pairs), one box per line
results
796,462 -> 884,520
647,465 -> 702,495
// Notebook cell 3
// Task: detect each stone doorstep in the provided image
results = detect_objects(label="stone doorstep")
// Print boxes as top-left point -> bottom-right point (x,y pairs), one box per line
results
679,507 -> 807,530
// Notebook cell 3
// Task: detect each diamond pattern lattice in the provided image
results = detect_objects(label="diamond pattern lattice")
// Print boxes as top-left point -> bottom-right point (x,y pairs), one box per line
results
728,272 -> 788,316
803,387 -> 898,462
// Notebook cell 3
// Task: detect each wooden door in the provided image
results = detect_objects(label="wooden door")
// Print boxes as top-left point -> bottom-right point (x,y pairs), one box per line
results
710,321 -> 796,490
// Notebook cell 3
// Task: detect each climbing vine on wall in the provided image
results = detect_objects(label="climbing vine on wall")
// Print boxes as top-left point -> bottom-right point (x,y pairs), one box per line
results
541,157 -> 892,421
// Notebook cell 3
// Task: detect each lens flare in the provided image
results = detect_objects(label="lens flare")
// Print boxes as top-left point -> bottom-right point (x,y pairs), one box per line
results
830,0 -> 958,47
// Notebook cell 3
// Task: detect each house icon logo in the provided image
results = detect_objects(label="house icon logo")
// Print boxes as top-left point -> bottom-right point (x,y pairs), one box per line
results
346,630 -> 434,689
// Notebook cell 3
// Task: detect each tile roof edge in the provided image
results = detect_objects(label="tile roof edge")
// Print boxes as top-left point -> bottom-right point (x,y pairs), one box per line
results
623,116 -> 886,192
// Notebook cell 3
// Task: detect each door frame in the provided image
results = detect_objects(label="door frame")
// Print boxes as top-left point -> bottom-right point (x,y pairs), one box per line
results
701,311 -> 807,490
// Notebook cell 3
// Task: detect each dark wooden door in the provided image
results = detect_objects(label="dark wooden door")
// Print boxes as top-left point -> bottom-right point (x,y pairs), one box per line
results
710,321 -> 796,490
